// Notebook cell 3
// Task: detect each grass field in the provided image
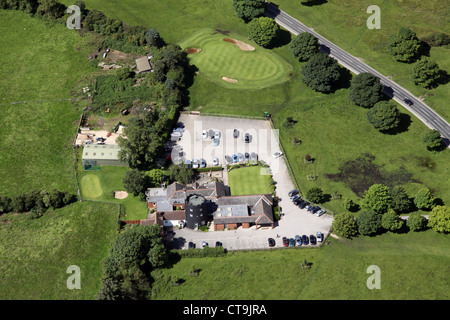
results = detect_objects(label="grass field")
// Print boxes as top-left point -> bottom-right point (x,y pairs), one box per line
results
179,28 -> 292,89
228,166 -> 272,195
151,230 -> 450,299
0,201 -> 118,299
0,10 -> 97,196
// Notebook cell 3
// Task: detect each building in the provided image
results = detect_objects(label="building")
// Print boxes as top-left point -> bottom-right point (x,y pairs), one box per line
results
135,56 -> 153,74
82,144 -> 127,169
145,180 -> 275,230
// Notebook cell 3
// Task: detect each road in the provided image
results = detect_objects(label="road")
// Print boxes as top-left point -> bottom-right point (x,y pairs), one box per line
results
265,2 -> 450,147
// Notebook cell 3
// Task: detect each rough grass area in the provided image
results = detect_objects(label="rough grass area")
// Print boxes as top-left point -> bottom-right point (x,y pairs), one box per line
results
0,10 -> 96,196
151,230 -> 450,299
228,166 -> 272,195
0,202 -> 118,299
179,28 -> 292,89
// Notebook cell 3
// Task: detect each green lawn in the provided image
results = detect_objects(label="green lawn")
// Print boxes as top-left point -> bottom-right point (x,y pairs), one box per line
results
0,201 -> 118,299
151,230 -> 450,299
228,165 -> 273,195
179,28 -> 292,89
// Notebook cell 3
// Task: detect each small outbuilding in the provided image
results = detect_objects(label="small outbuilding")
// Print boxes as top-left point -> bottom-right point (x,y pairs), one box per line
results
135,56 -> 153,74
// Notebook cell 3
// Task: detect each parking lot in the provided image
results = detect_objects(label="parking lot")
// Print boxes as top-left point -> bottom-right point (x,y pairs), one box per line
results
167,113 -> 333,251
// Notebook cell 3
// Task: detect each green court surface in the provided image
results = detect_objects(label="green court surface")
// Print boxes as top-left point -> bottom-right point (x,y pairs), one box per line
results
180,28 -> 292,89
228,165 -> 272,195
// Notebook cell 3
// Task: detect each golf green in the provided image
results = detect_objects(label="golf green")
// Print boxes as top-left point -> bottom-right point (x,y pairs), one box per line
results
179,28 -> 292,89
80,174 -> 103,199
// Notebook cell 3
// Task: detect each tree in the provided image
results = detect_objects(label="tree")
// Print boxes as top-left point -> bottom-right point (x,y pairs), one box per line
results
342,198 -> 359,212
412,57 -> 442,89
146,169 -> 165,187
123,169 -> 149,197
306,187 -> 325,204
232,0 -> 266,22
331,212 -> 358,238
390,186 -> 413,213
414,188 -> 436,211
357,211 -> 383,236
289,32 -> 320,61
301,53 -> 341,93
423,129 -> 444,151
247,16 -> 280,48
366,101 -> 402,132
362,184 -> 392,214
145,28 -> 163,48
168,163 -> 194,185
381,210 -> 404,232
348,73 -> 384,108
0,195 -> 12,214
387,27 -> 422,63
406,212 -> 427,232
36,0 -> 66,18
427,205 -> 450,233
116,67 -> 133,81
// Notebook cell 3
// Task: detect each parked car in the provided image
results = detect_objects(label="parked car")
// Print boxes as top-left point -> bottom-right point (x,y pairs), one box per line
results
245,152 -> 250,161
311,206 -> 321,214
202,130 -> 208,139
316,232 -> 323,242
175,122 -> 184,128
232,154 -> 238,163
171,130 -> 182,136
306,204 -> 313,211
298,202 -> 307,209
173,127 -> 184,133
185,159 -> 191,168
273,151 -> 283,158
192,158 -> 199,169
215,241 -> 222,247
214,130 -> 221,139
268,238 -> 275,247
202,241 -> 208,248
233,129 -> 239,138
288,189 -> 299,197
293,199 -> 302,206
282,237 -> 288,247
208,129 -> 214,139
250,152 -> 258,162
212,157 -> 219,166
200,158 -> 206,168
295,235 -> 302,246
237,153 -> 244,162
213,138 -> 220,146
316,209 -> 326,217
290,194 -> 301,201
188,241 -> 195,249
302,235 -> 309,245
289,238 -> 295,247
225,155 -> 233,164
244,133 -> 250,143
309,235 -> 317,245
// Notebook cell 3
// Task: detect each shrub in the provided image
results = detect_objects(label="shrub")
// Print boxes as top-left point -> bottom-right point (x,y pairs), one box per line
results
406,212 -> 427,231
306,187 -> 325,204
247,16 -> 280,48
428,205 -> 450,233
366,101 -> 402,132
423,130 -> 444,151
414,188 -> 436,211
362,184 -> 392,214
331,212 -> 358,238
357,211 -> 383,236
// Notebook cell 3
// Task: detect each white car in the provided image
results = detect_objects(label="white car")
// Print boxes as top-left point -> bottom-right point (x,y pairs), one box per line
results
212,157 -> 219,166
214,130 -> 221,139
316,232 -> 323,242
202,130 -> 208,139
273,151 -> 283,158
192,158 -> 199,169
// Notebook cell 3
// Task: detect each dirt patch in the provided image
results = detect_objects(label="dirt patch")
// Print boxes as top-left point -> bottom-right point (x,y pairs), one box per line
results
114,191 -> 129,199
186,48 -> 201,54
223,38 -> 255,51
222,76 -> 238,83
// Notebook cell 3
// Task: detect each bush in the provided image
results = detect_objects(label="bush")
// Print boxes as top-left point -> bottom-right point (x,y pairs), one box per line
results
366,101 -> 402,132
306,187 -> 325,204
423,130 -> 444,151
175,246 -> 226,258
357,211 -> 383,236
247,16 -> 280,48
406,212 -> 427,231
414,187 -> 436,211
427,205 -> 450,233
331,212 -> 358,238
362,184 -> 392,214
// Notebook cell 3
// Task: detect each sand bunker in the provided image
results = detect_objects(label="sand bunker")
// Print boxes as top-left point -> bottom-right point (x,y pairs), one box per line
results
114,191 -> 129,199
186,48 -> 201,54
222,76 -> 238,83
223,38 -> 255,51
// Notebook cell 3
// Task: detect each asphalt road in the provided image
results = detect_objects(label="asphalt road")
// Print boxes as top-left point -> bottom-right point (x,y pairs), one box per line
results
265,2 -> 450,147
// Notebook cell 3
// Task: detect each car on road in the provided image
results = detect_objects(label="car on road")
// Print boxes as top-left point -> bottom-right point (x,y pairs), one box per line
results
213,138 -> 220,146
282,237 -> 288,247
295,235 -> 302,246
244,133 -> 250,143
316,232 -> 323,242
404,98 -> 413,106
288,189 -> 299,197
188,241 -> 195,249
212,157 -> 219,166
233,129 -> 239,138
185,159 -> 191,168
215,241 -> 222,247
289,238 -> 295,247
273,151 -> 283,158
237,153 -> 244,162
268,238 -> 275,247
214,130 -> 221,139
302,235 -> 309,245
202,241 -> 208,248
200,158 -> 206,168
232,154 -> 238,163
309,235 -> 317,245
192,158 -> 199,169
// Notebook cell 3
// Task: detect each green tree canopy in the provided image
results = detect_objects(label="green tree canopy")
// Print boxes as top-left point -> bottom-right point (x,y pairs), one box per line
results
168,163 -> 194,185
289,32 -> 320,61
381,210 -> 404,232
406,212 -> 427,232
414,187 -> 436,211
348,73 -> 384,108
390,186 -> 413,213
366,101 -> 402,132
306,187 -> 326,204
331,212 -> 358,238
412,57 -> 442,89
423,129 -> 444,151
232,0 -> 266,22
362,184 -> 392,214
357,211 -> 383,236
301,53 -> 341,93
427,205 -> 450,233
123,169 -> 148,196
387,27 -> 422,63
247,16 -> 280,48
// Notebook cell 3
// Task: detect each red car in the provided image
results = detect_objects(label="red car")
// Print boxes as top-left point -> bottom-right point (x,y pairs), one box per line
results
282,237 -> 288,247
